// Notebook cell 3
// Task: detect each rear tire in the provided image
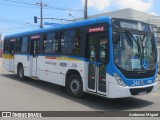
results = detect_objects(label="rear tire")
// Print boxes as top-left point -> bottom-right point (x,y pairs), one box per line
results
67,74 -> 84,98
18,65 -> 25,80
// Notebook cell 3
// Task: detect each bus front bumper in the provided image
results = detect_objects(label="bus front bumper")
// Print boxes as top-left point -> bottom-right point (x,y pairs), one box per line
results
108,81 -> 158,98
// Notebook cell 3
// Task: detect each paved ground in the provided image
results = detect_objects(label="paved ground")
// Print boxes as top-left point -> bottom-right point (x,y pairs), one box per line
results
0,58 -> 160,120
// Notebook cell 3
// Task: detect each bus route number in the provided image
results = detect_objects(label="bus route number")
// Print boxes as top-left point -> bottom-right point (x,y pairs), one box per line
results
132,80 -> 141,86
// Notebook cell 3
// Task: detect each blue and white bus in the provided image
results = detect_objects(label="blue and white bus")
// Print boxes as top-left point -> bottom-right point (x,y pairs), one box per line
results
3,17 -> 158,98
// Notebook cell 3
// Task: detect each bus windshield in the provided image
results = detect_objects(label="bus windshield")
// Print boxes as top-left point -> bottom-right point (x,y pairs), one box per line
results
113,31 -> 156,71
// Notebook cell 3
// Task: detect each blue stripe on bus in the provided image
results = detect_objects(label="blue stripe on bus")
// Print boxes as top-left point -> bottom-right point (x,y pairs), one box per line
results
5,17 -> 112,39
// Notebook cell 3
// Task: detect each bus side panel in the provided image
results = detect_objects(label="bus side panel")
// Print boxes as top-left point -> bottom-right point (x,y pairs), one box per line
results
37,56 -> 64,85
10,58 -> 14,72
37,56 -> 86,87
83,62 -> 89,92
14,55 -> 30,77
62,59 -> 86,87
3,54 -> 14,72
3,57 -> 10,72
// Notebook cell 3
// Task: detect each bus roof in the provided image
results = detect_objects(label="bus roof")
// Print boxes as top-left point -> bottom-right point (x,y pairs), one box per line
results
5,16 -> 112,39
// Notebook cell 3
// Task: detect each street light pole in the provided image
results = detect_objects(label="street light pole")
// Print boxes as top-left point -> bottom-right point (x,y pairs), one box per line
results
40,0 -> 43,28
84,0 -> 88,19
36,0 -> 47,28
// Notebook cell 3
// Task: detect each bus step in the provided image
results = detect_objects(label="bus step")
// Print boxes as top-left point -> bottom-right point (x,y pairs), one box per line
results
31,77 -> 38,80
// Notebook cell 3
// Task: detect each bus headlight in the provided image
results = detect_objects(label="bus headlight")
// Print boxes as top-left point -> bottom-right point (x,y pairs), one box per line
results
154,74 -> 159,83
114,73 -> 126,87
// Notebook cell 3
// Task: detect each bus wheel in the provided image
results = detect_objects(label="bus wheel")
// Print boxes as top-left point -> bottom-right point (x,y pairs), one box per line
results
18,65 -> 25,80
67,74 -> 84,98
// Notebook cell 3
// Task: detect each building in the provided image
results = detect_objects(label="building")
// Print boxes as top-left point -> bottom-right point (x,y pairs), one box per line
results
88,8 -> 160,40
88,8 -> 160,27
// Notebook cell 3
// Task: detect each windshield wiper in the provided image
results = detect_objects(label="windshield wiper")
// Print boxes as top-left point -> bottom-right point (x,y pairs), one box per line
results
125,30 -> 137,46
124,30 -> 147,70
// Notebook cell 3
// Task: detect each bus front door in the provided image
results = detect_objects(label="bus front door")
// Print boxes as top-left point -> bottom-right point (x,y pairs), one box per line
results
30,37 -> 39,77
87,33 -> 108,95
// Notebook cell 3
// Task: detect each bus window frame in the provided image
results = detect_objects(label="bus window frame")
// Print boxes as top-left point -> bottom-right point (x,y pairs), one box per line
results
39,29 -> 83,57
9,39 -> 16,55
3,39 -> 10,54
21,36 -> 29,54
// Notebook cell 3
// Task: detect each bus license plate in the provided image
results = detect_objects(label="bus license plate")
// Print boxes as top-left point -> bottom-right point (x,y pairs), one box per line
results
138,91 -> 146,96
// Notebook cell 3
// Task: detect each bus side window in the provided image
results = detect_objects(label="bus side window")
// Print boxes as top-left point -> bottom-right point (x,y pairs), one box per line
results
44,33 -> 55,53
100,35 -> 108,63
60,30 -> 81,55
72,30 -> 81,54
9,41 -> 15,55
42,34 -> 47,53
21,37 -> 28,54
60,32 -> 65,53
42,32 -> 60,53
55,32 -> 59,53
16,37 -> 23,53
88,35 -> 97,61
4,40 -> 9,53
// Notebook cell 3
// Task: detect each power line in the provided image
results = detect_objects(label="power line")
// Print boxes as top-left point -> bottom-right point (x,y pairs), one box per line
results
0,17 -> 28,25
0,1 -> 38,9
0,27 -> 37,31
0,17 -> 39,27
3,0 -> 84,12
38,17 -> 75,23
3,0 -> 36,6
46,6 -> 84,12
0,20 -> 27,25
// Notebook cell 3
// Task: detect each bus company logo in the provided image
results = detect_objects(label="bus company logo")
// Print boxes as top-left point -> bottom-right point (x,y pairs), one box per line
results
2,112 -> 11,117
147,80 -> 152,84
59,62 -> 67,67
45,61 -> 57,66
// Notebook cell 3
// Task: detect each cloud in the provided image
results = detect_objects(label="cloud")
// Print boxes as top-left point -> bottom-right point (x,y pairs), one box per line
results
115,0 -> 153,12
82,0 -> 112,11
149,11 -> 159,16
82,0 -> 154,12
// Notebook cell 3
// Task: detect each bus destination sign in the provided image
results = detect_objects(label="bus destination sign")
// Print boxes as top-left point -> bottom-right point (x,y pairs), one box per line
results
31,35 -> 40,39
120,21 -> 143,31
10,39 -> 16,42
112,18 -> 151,32
89,27 -> 104,33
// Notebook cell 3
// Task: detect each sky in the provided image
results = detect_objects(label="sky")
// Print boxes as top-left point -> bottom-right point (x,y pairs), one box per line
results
0,0 -> 160,39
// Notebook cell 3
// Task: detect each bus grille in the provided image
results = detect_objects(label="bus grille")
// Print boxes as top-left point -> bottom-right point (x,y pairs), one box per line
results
130,86 -> 153,95
123,72 -> 155,79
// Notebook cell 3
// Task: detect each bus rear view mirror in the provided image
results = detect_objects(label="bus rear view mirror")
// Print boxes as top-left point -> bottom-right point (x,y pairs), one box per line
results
113,32 -> 120,44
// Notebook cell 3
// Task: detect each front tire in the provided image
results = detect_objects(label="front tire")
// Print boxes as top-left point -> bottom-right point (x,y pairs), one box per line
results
67,74 -> 84,98
18,65 -> 25,80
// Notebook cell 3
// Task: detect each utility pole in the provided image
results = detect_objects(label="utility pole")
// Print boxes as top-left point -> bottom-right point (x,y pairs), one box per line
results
84,0 -> 88,19
36,0 -> 47,28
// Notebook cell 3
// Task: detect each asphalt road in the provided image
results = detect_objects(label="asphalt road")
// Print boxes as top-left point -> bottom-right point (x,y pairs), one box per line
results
0,58 -> 160,120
